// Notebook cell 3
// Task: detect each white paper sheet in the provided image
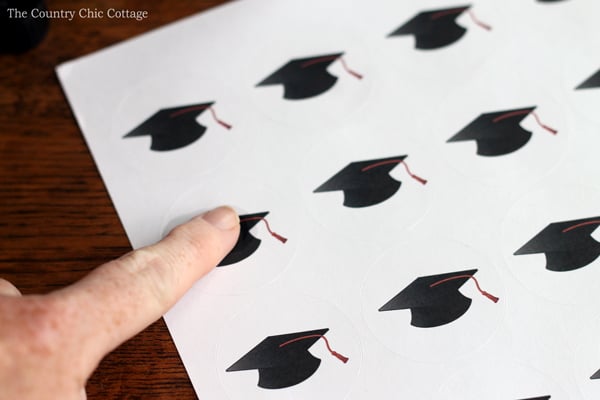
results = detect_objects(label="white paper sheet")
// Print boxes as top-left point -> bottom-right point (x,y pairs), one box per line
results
57,0 -> 600,398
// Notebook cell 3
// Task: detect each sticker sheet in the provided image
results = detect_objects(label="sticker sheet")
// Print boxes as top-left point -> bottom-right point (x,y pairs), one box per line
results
57,0 -> 600,398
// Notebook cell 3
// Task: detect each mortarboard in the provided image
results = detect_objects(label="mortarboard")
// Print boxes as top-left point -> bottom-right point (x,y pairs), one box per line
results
123,102 -> 231,151
447,107 -> 557,156
379,269 -> 498,328
591,368 -> 600,379
313,155 -> 427,208
388,5 -> 491,50
218,211 -> 287,267
576,69 -> 600,90
226,328 -> 348,389
514,216 -> 600,272
256,52 -> 362,100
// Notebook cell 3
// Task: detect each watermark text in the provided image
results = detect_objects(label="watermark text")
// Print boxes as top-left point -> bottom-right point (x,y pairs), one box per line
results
6,7 -> 149,22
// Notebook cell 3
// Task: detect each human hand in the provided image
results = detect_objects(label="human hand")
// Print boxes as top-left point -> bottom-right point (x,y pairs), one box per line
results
0,206 -> 240,400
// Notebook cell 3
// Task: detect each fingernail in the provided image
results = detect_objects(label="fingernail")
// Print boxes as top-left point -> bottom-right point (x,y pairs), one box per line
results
202,206 -> 239,230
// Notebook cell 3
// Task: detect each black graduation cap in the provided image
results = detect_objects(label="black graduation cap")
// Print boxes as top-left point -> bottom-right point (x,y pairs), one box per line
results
256,52 -> 362,100
514,216 -> 600,272
226,328 -> 348,389
447,107 -> 557,156
313,155 -> 427,208
123,102 -> 231,151
576,69 -> 600,90
388,5 -> 490,50
218,211 -> 287,267
591,368 -> 600,379
379,268 -> 498,328
538,0 -> 567,2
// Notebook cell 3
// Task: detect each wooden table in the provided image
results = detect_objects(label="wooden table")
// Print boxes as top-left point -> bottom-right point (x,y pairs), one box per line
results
0,1 -> 228,398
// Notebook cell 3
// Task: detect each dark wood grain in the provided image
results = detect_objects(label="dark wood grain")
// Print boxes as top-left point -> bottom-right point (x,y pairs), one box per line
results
0,1 -> 229,398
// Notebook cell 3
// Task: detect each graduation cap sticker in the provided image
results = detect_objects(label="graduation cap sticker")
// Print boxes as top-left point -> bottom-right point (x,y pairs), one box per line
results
313,155 -> 427,208
379,269 -> 498,328
387,5 -> 491,50
447,107 -> 557,156
256,52 -> 362,100
123,102 -> 232,151
576,69 -> 600,90
591,368 -> 600,379
514,217 -> 600,272
226,328 -> 348,389
218,212 -> 287,267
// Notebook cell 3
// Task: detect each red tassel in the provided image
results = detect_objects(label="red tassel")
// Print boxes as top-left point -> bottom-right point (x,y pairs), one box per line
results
481,291 -> 499,303
412,175 -> 427,185
301,55 -> 363,80
361,159 -> 428,185
169,105 -> 232,130
270,232 -> 288,244
531,111 -> 557,135
493,109 -> 557,135
468,10 -> 492,31
403,162 -> 428,185
331,350 -> 349,364
239,216 -> 288,244
430,274 -> 499,304
208,107 -> 233,130
279,334 -> 349,364
339,58 -> 363,80
562,220 -> 600,233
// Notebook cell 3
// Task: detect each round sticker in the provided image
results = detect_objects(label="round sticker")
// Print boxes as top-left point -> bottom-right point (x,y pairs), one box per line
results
431,46 -> 569,189
362,236 -> 505,362
300,126 -> 433,243
245,30 -> 375,130
110,69 -> 246,181
502,184 -> 600,306
161,178 -> 299,295
216,291 -> 362,400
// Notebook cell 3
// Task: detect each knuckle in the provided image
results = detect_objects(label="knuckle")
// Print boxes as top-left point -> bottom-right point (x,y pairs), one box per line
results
140,256 -> 177,309
117,247 -> 155,274
107,221 -> 222,311
115,248 -> 173,308
14,296 -> 73,356
152,224 -> 220,300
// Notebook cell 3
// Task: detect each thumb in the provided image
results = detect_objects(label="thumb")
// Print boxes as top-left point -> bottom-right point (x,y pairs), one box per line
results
53,206 -> 240,366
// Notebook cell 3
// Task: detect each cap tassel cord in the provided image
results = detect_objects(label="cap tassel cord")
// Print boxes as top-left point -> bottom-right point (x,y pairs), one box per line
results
400,161 -> 428,185
169,105 -> 232,130
208,107 -> 233,130
279,334 -> 349,364
430,8 -> 464,20
301,55 -> 363,80
492,109 -> 530,123
361,159 -> 428,185
562,220 -> 600,233
492,109 -> 557,135
429,274 -> 499,303
300,55 -> 338,68
339,58 -> 363,80
467,10 -> 492,31
239,216 -> 288,244
531,111 -> 557,135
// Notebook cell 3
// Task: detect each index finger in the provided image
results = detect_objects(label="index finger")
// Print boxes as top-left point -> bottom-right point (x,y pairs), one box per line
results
53,206 -> 239,366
